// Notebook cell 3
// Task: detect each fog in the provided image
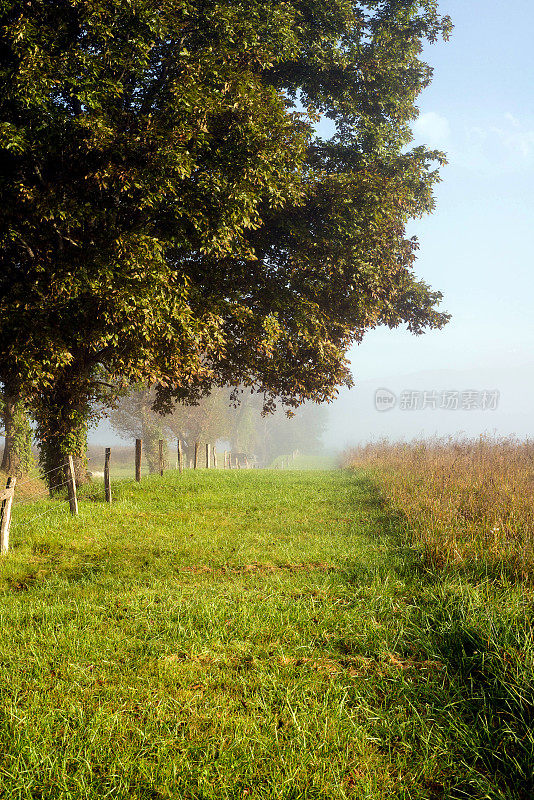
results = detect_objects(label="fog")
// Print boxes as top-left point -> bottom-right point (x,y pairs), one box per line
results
326,362 -> 534,451
2,362 -> 532,458
82,361 -> 534,453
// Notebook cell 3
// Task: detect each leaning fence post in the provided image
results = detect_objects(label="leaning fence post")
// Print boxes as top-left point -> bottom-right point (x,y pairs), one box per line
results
159,439 -> 165,477
177,440 -> 183,474
194,442 -> 199,469
104,447 -> 112,503
66,456 -> 78,516
0,477 -> 16,555
135,439 -> 142,482
206,443 -> 211,469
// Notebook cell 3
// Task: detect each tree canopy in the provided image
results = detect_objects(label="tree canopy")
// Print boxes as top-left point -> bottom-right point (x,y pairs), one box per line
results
0,0 -> 308,392
0,0 -> 452,480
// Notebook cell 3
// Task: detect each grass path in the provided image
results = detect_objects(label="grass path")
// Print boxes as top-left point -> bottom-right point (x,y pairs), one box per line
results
0,470 -> 531,799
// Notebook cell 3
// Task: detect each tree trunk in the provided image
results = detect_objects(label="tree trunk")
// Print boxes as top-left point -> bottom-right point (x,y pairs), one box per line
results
35,392 -> 90,494
141,406 -> 166,474
1,391 -> 34,477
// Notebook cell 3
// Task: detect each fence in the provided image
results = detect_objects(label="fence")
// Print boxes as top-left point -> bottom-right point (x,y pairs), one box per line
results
0,438 -> 255,555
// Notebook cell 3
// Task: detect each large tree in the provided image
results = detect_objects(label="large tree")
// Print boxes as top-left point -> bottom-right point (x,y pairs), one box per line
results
0,0 -> 452,489
0,0 -> 308,485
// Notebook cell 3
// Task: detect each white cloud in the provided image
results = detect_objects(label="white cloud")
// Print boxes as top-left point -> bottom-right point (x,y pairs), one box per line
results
413,112 -> 451,147
491,113 -> 534,159
412,112 -> 534,171
465,113 -> 534,169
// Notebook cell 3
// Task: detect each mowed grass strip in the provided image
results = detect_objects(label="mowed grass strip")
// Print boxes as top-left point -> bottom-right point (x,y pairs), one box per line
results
0,470 -> 530,799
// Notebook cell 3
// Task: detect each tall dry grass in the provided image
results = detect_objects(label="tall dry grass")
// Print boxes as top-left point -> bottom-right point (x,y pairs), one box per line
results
346,436 -> 534,577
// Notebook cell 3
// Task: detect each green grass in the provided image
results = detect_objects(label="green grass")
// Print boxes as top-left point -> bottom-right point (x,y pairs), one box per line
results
268,454 -> 336,470
1,469 -> 533,799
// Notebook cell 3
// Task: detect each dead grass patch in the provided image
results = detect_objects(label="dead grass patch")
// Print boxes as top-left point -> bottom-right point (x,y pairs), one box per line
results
345,436 -> 534,579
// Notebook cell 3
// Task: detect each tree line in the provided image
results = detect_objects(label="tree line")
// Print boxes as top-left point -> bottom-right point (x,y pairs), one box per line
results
1,384 -> 327,475
108,386 -> 327,470
0,0 -> 452,490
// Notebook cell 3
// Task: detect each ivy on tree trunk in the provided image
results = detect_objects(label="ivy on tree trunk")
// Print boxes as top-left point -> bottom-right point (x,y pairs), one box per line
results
0,391 -> 34,477
34,380 -> 90,493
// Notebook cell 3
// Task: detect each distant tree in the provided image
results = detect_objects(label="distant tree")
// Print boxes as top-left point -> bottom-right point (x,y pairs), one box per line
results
0,0 -> 452,490
110,385 -> 232,467
109,385 -> 226,469
106,387 -> 164,473
226,397 -> 260,456
109,384 -> 327,466
162,392 -> 231,461
257,404 -> 328,465
222,392 -> 327,464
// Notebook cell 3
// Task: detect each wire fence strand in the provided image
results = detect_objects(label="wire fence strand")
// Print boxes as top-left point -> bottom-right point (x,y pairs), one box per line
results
15,462 -> 68,488
11,498 -> 74,528
14,480 -> 72,505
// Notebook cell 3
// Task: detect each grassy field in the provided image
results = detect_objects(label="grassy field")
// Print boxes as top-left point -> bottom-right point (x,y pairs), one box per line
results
1,468 -> 533,798
345,437 -> 534,579
268,454 -> 337,470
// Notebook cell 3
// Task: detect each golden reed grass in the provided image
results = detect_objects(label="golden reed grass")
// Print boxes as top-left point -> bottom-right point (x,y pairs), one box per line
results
345,436 -> 534,577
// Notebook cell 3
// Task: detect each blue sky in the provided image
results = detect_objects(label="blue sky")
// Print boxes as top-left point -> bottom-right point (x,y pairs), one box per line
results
327,0 -> 534,446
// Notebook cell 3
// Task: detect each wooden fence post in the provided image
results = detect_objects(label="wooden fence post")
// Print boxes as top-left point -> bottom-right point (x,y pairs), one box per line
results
224,450 -> 228,469
104,448 -> 112,503
206,443 -> 211,469
135,439 -> 142,482
159,439 -> 165,477
66,456 -> 78,516
194,442 -> 199,469
0,477 -> 16,555
213,448 -> 218,469
177,440 -> 183,474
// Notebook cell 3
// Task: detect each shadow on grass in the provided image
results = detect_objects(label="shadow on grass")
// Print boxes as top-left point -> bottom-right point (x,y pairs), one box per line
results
3,555 -> 107,593
347,469 -> 534,800
337,470 -> 425,587
416,593 -> 534,800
